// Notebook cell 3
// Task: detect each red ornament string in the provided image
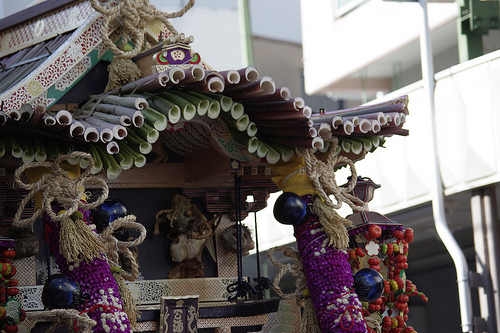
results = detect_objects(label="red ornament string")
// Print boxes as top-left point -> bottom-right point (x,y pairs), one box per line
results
318,289 -> 366,331
74,304 -> 121,331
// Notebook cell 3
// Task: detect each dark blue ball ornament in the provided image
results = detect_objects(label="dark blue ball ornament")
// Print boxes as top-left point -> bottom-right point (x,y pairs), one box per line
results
353,268 -> 384,302
100,198 -> 128,223
42,274 -> 82,309
273,192 -> 307,225
92,198 -> 129,240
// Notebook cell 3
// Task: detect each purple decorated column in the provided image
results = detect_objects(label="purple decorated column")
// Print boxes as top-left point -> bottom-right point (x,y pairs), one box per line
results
295,213 -> 368,333
44,209 -> 131,333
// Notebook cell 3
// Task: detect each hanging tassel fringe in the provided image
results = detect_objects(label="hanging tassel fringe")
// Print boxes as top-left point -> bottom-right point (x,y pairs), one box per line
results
59,213 -> 105,263
311,195 -> 352,249
105,57 -> 142,92
365,313 -> 382,333
300,295 -> 321,333
114,271 -> 140,330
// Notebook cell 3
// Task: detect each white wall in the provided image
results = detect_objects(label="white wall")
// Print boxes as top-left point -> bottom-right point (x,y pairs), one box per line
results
300,0 -> 457,95
355,49 -> 500,215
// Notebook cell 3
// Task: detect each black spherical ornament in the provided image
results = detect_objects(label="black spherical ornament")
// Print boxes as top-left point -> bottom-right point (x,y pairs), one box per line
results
353,268 -> 384,302
273,192 -> 307,225
42,274 -> 82,309
100,198 -> 128,223
92,198 -> 130,240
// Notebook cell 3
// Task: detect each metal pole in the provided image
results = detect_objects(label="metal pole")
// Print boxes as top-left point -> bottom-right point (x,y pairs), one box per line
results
238,0 -> 254,67
418,0 -> 473,331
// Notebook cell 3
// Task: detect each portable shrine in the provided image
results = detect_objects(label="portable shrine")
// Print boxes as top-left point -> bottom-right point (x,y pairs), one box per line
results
0,0 -> 423,332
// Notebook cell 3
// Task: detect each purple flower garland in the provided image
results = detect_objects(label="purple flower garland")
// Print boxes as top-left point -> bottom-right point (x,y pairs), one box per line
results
294,197 -> 368,332
43,209 -> 131,333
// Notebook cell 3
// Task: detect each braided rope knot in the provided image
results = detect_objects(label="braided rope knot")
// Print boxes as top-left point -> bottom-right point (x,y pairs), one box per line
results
101,214 -> 147,281
299,141 -> 367,212
13,151 -> 109,228
90,0 -> 195,59
268,246 -> 306,303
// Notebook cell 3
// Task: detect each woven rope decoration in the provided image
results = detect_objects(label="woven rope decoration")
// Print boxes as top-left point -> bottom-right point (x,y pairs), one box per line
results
28,309 -> 96,333
13,151 -> 109,228
298,139 -> 367,212
268,245 -> 321,333
90,0 -> 196,90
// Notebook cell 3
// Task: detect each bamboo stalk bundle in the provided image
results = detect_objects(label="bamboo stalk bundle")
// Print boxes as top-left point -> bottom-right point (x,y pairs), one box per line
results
115,149 -> 134,170
257,125 -> 317,138
246,121 -> 258,137
166,66 -> 186,84
21,139 -> 35,164
258,133 -> 324,149
266,141 -> 294,163
118,71 -> 169,94
252,117 -> 313,128
317,123 -> 332,140
88,144 -> 103,174
106,141 -> 119,154
33,138 -> 47,162
179,65 -> 205,84
9,137 -> 23,159
119,142 -> 146,168
0,137 -> 5,159
235,66 -> 259,86
221,113 -> 249,132
93,111 -> 132,127
219,69 -> 241,85
238,87 -> 291,104
79,120 -> 114,143
84,116 -> 128,140
193,92 -> 233,112
26,104 -> 46,128
131,123 -> 159,144
230,128 -> 259,154
123,131 -> 152,154
245,108 -> 310,121
243,97 -> 305,112
98,95 -> 149,110
158,92 -> 197,121
54,110 -> 73,126
147,95 -> 182,124
91,104 -> 145,127
0,110 -> 7,125
9,104 -> 33,125
168,90 -> 210,116
225,76 -> 276,98
141,107 -> 168,131
95,144 -> 121,179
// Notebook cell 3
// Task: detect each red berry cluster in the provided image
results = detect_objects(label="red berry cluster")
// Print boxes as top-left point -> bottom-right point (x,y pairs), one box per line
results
0,249 -> 25,333
348,226 -> 428,333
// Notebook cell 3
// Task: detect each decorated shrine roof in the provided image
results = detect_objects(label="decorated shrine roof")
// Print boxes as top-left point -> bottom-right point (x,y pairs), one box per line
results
0,0 -> 409,181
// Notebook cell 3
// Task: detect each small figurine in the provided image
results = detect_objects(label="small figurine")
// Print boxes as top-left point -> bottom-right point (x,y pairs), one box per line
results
154,194 -> 213,279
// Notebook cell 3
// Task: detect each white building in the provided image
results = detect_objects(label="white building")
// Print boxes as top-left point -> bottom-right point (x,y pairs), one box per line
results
301,0 -> 500,332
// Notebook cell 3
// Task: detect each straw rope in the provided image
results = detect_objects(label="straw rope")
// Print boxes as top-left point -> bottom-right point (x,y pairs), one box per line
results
101,214 -> 147,281
90,0 -> 196,59
298,140 -> 367,212
268,246 -> 306,303
28,309 -> 96,333
101,215 -> 146,330
13,152 -> 109,228
268,245 -> 320,333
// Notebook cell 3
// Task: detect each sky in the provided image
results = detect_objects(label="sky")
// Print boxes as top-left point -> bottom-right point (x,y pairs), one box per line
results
150,0 -> 302,70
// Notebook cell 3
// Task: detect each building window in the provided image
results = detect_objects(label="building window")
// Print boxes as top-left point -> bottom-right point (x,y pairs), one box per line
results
334,0 -> 367,17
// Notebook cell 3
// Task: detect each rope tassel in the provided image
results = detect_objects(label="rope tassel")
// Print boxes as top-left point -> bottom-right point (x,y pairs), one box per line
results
311,195 -> 352,249
59,212 -> 105,263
